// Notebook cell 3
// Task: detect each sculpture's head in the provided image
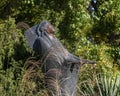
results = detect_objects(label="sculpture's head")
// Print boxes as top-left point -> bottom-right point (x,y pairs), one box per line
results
39,21 -> 55,34
38,21 -> 55,40
25,21 -> 54,56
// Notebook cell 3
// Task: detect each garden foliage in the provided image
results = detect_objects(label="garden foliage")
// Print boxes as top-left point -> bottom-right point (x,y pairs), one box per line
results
0,0 -> 120,95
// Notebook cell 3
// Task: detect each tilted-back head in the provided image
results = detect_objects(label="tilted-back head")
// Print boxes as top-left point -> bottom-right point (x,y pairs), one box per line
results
25,21 -> 54,56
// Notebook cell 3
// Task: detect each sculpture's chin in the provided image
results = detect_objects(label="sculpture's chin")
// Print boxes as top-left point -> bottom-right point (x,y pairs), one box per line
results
49,35 -> 54,40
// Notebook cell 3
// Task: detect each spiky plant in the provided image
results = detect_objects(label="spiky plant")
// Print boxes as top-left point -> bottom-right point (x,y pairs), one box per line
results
78,72 -> 120,96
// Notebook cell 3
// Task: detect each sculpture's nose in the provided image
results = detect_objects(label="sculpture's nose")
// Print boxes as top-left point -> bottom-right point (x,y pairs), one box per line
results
50,25 -> 55,33
45,24 -> 55,35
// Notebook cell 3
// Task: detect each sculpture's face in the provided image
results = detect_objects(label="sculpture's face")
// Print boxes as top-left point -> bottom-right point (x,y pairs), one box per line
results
46,23 -> 55,35
44,22 -> 55,40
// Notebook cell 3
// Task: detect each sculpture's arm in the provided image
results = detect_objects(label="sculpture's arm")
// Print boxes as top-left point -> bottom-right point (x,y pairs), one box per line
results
66,53 -> 96,65
54,38 -> 96,65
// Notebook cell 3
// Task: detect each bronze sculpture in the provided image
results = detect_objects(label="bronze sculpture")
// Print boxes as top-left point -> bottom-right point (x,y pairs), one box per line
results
25,21 -> 96,96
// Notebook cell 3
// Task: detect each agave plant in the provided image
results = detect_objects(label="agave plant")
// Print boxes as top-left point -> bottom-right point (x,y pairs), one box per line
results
78,72 -> 120,96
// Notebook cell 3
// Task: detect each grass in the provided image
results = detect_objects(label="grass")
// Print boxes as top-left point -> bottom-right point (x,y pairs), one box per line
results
1,58 -> 120,96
